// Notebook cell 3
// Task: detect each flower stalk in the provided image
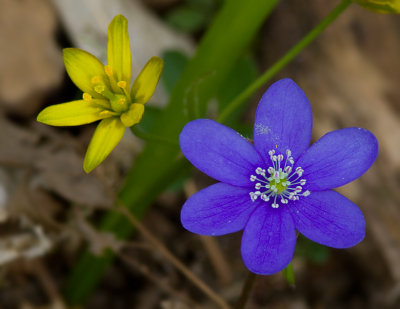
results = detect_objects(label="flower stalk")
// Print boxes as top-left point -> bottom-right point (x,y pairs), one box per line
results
234,272 -> 257,309
217,0 -> 351,124
115,205 -> 231,309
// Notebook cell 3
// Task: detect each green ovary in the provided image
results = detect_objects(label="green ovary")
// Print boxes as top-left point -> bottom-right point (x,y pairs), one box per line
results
269,176 -> 288,194
110,94 -> 129,113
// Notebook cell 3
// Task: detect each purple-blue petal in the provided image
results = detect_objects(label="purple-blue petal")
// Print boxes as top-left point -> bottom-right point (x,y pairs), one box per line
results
254,79 -> 312,161
181,183 -> 256,236
289,190 -> 365,248
297,127 -> 378,191
241,206 -> 296,275
180,119 -> 263,187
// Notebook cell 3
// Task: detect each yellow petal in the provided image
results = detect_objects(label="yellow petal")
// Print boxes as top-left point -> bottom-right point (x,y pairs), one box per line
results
353,0 -> 400,13
83,117 -> 126,173
107,15 -> 131,85
120,103 -> 144,127
63,48 -> 110,98
37,100 -> 113,126
131,57 -> 164,103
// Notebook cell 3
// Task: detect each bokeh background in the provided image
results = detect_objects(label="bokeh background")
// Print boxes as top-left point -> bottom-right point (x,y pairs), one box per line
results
0,0 -> 399,308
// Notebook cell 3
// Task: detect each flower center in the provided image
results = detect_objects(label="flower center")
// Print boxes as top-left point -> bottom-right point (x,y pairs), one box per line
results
86,65 -> 133,115
249,149 -> 310,208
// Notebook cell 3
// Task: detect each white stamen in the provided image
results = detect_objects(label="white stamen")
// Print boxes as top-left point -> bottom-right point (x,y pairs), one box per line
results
249,149 -> 310,209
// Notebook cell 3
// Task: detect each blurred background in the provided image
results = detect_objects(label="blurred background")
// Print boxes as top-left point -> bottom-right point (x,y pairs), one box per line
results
0,0 -> 400,308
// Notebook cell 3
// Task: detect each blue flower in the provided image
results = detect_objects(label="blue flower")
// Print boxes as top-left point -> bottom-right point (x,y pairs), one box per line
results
179,78 -> 378,275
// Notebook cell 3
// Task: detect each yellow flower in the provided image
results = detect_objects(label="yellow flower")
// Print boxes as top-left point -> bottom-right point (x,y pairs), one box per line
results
353,0 -> 400,13
37,15 -> 164,173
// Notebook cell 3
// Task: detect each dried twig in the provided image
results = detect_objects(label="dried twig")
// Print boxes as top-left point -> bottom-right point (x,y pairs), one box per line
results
115,205 -> 231,309
118,252 -> 198,307
184,180 -> 232,286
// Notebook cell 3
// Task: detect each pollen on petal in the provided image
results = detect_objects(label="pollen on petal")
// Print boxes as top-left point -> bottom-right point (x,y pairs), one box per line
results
104,65 -> 114,77
91,76 -> 101,85
117,98 -> 126,105
83,93 -> 92,101
117,81 -> 127,89
94,84 -> 105,94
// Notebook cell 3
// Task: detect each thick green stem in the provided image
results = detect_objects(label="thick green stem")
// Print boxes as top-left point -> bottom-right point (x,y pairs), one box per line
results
217,0 -> 352,124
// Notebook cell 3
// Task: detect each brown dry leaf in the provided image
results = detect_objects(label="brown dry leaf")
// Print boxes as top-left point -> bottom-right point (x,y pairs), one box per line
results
7,179 -> 63,231
161,300 -> 192,309
0,114 -> 41,166
66,206 -> 123,256
34,144 -> 114,208
0,0 -> 63,113
0,219 -> 52,265
20,302 -> 66,309
0,115 -> 114,209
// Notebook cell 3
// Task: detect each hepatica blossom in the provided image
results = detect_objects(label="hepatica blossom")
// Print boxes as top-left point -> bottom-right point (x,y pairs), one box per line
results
179,79 -> 378,275
37,15 -> 163,173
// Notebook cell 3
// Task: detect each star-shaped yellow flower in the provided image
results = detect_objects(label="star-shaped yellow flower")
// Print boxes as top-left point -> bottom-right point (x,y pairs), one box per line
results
37,15 -> 164,173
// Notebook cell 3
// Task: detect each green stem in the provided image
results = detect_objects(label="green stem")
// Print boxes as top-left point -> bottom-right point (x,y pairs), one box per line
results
282,262 -> 295,287
217,0 -> 351,124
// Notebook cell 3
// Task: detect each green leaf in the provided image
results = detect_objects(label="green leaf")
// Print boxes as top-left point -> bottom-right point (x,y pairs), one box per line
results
282,262 -> 295,287
217,55 -> 257,126
166,7 -> 207,32
187,0 -> 217,11
295,235 -> 330,264
161,50 -> 189,94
